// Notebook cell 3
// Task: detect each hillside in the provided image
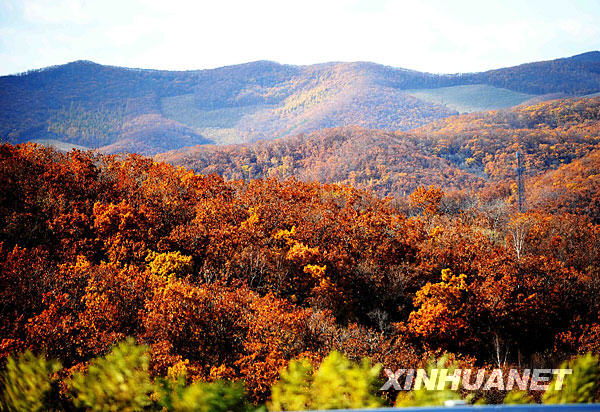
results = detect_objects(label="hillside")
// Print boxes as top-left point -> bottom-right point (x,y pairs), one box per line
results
158,126 -> 485,196
2,52 -> 600,154
404,84 -> 534,113
410,97 -> 600,180
159,97 -> 600,205
528,149 -> 600,221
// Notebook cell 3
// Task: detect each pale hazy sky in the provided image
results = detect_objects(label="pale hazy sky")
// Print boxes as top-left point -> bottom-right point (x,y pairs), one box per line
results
1,0 -> 599,76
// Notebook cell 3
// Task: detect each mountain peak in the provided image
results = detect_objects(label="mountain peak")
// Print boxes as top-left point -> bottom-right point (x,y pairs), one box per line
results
68,60 -> 99,66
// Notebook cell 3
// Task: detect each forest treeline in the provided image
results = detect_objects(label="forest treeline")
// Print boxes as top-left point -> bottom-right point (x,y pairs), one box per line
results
2,142 -> 600,406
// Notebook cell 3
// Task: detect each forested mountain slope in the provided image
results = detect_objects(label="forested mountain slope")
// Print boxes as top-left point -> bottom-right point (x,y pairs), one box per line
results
528,148 -> 600,221
158,126 -> 485,195
159,97 -> 600,204
2,52 -> 599,154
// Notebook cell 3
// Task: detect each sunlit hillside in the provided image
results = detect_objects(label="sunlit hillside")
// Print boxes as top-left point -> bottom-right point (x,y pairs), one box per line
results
158,97 -> 600,213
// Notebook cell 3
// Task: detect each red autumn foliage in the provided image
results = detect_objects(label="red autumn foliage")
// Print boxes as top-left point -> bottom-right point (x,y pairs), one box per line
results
2,139 -> 600,401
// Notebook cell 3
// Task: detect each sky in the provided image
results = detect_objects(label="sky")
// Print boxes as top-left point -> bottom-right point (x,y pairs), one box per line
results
1,0 -> 600,76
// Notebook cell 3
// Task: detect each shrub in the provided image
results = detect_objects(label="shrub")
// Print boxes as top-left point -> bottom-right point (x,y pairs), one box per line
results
156,377 -> 251,412
394,355 -> 463,407
270,351 -> 382,411
503,390 -> 535,404
68,338 -> 154,412
543,353 -> 600,404
0,351 -> 62,412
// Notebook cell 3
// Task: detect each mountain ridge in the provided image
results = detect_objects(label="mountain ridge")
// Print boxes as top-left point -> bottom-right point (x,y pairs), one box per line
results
13,49 -> 600,77
2,51 -> 600,154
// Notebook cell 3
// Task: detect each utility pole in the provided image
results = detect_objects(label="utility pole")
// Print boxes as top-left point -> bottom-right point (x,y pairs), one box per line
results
516,151 -> 525,213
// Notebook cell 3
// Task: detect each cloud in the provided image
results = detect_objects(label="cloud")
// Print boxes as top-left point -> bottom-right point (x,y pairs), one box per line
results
21,0 -> 96,24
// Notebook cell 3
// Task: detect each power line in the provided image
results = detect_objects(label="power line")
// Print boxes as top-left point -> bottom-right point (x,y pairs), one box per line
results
516,151 -> 525,213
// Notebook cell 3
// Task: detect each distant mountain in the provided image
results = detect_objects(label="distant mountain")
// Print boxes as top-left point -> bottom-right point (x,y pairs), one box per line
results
158,97 -> 600,200
1,52 -> 599,154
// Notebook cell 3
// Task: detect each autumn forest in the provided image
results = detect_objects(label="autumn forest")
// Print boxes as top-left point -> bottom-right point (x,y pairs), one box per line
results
2,55 -> 600,410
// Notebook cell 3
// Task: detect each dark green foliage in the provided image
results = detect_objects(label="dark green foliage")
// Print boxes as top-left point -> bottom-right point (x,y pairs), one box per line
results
47,102 -> 126,147
503,390 -> 535,404
471,51 -> 600,95
543,353 -> 600,404
68,338 -> 154,412
269,351 -> 382,411
393,356 -> 463,407
0,340 -> 254,412
0,351 -> 62,412
156,378 -> 252,412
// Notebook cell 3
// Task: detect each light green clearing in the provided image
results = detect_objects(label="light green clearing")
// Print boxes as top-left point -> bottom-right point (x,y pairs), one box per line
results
196,127 -> 242,145
160,94 -> 269,129
404,84 -> 534,113
33,139 -> 91,152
